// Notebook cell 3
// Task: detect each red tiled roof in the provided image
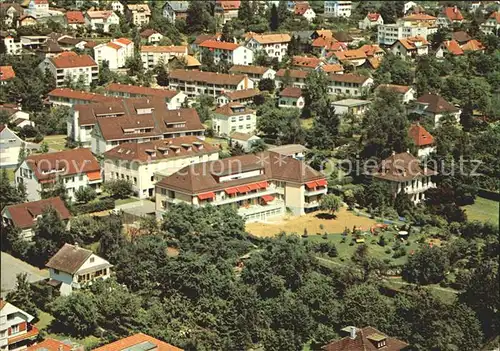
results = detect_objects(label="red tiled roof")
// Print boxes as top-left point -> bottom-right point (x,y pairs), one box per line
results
216,0 -> 240,11
169,69 -> 246,85
222,88 -> 261,100
402,13 -> 437,21
443,7 -> 464,21
65,11 -> 84,24
329,73 -> 370,84
488,11 -> 500,24
359,44 -> 384,57
49,52 -> 97,68
48,88 -> 117,103
199,40 -> 239,51
229,65 -> 271,75
246,32 -> 291,44
140,28 -> 159,38
376,84 -> 411,94
140,45 -> 187,53
367,12 -> 380,21
86,10 -> 115,19
396,36 -> 429,50
322,326 -> 409,351
105,83 -> 180,99
321,64 -> 344,73
443,40 -> 464,55
107,42 -> 122,50
24,148 -> 100,183
461,39 -> 484,52
294,2 -> 311,16
334,49 -> 367,61
0,66 -> 15,81
27,338 -> 72,351
280,86 -> 303,98
93,333 -> 183,351
371,152 -> 437,182
409,123 -> 434,146
276,69 -> 309,79
292,55 -> 322,68
416,92 -> 459,113
215,102 -> 254,116
115,37 -> 132,46
3,198 -> 71,229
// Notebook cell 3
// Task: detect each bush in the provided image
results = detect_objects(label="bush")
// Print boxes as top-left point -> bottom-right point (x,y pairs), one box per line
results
392,247 -> 407,259
74,198 -> 115,214
75,187 -> 97,203
385,248 -> 392,254
102,179 -> 133,199
31,281 -> 56,310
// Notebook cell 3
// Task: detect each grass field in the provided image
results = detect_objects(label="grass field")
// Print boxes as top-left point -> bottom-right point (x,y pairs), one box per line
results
43,135 -> 67,151
463,197 -> 499,225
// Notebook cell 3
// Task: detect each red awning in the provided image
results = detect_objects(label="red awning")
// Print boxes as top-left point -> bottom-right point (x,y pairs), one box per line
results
225,187 -> 238,195
87,171 -> 101,181
316,179 -> 327,187
236,186 -> 250,193
259,181 -> 269,189
247,183 -> 260,191
198,192 -> 215,200
261,195 -> 274,203
305,181 -> 317,189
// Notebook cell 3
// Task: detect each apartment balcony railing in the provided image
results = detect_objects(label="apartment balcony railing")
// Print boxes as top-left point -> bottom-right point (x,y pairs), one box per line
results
304,201 -> 320,209
305,187 -> 327,196
214,186 -> 281,206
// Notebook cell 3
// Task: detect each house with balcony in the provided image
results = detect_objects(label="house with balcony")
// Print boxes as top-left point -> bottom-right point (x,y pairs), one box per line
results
212,102 -> 256,136
228,65 -> 275,83
15,148 -> 102,202
377,13 -> 437,46
324,1 -> 352,17
0,300 -> 39,351
155,151 -> 328,221
216,88 -> 262,106
46,244 -> 112,296
279,87 -> 305,109
390,36 -> 429,58
1,197 -> 71,241
104,83 -> 187,110
25,0 -> 48,18
245,33 -> 291,62
369,152 -> 437,204
93,38 -> 134,71
481,11 -> 500,35
103,136 -> 219,198
199,40 -> 254,66
38,52 -> 98,88
140,45 -> 188,70
168,69 -> 254,98
84,10 -> 120,33
93,333 -> 182,351
375,84 -> 415,104
126,4 -> 151,27
408,123 -> 435,158
163,1 -> 189,23
410,92 -> 461,125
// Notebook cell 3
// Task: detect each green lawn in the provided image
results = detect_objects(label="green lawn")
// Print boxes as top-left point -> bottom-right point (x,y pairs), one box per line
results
463,197 -> 499,225
4,168 -> 15,182
35,310 -> 54,330
43,135 -> 67,151
383,277 -> 458,304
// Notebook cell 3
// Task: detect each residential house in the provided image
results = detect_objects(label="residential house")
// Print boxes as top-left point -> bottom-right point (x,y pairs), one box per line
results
409,123 -> 435,158
311,36 -> 347,57
359,12 -> 384,29
358,44 -> 385,69
290,55 -> 344,73
229,132 -> 261,152
140,46 -> 188,70
0,300 -> 39,351
37,40 -> 64,59
126,4 -> 151,27
1,197 -> 71,240
369,152 -> 436,204
0,3 -> 23,28
333,49 -> 368,68
410,92 -> 461,125
376,84 -> 415,103
1,34 -> 22,55
215,0 -> 240,24
294,2 -> 316,22
324,1 -> 352,17
0,105 -> 32,128
323,326 -> 409,351
104,83 -> 187,110
110,1 -> 124,14
404,1 -> 418,14
245,33 -> 291,62
93,333 -> 183,351
481,11 -> 500,35
25,0 -> 48,18
168,69 -> 254,98
199,40 -> 254,66
212,102 -> 256,136
39,52 -> 98,88
155,151 -> 328,220
93,38 -> 134,70
26,339 -> 81,351
437,6 -> 464,27
191,33 -> 222,51
0,125 -> 39,168
328,74 -> 374,97
268,144 -> 308,160
18,15 -> 37,27
168,55 -> 201,70
278,87 -> 305,109
15,148 -> 102,201
140,29 -> 163,45
163,1 -> 189,23
216,88 -> 261,106
451,31 -> 471,45
103,136 -> 219,198
331,98 -> 371,116
0,66 -> 15,85
228,65 -> 275,83
390,36 -> 429,58
68,98 -> 204,149
57,37 -> 95,51
84,11 -> 120,33
332,31 -> 354,46
461,39 -> 485,53
64,11 -> 85,29
275,68 -> 309,89
436,39 -> 464,57
46,243 -> 112,296
377,13 -> 437,46
20,35 -> 48,50
47,88 -> 118,107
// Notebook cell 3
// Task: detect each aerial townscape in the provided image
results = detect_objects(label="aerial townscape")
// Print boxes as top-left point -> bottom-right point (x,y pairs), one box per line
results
0,0 -> 499,350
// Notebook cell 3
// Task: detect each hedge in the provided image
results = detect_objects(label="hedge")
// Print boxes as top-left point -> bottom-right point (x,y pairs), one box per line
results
74,198 -> 115,214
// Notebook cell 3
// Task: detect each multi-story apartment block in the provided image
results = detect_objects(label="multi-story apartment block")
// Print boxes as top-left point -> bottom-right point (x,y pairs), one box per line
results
0,300 -> 39,351
46,243 -> 112,296
103,136 -> 219,198
2,197 -> 71,240
215,0 -> 240,24
377,13 -> 437,46
481,11 -> 500,35
126,4 -> 151,27
390,36 -> 429,58
15,148 -> 102,202
327,74 -> 373,97
38,52 -> 98,88
199,41 -> 254,66
212,103 -> 256,136
245,33 -> 291,62
155,151 -> 328,221
47,88 -> 118,107
162,1 -> 189,23
104,83 -> 187,110
228,65 -> 276,83
369,152 -> 437,204
275,68 -> 309,89
168,69 -> 254,98
140,45 -> 188,70
1,35 -> 22,55
324,1 -> 352,17
93,37 -> 134,70
84,10 -> 120,33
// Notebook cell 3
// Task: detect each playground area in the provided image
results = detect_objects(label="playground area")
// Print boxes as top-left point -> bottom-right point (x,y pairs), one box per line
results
245,207 -> 378,237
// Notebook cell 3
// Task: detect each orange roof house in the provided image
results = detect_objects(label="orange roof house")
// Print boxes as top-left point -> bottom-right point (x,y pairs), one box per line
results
65,11 -> 85,25
0,66 -> 15,82
93,333 -> 183,351
409,123 -> 434,147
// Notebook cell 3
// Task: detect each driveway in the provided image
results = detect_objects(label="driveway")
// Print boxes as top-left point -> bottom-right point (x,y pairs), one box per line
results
115,199 -> 156,217
1,252 -> 49,297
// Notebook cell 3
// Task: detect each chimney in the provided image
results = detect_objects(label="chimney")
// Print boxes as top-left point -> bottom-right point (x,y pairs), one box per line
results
350,326 -> 357,340
74,242 -> 79,249
453,5 -> 457,13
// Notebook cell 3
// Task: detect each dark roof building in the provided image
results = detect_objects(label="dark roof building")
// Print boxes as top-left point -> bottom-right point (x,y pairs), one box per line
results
322,326 -> 409,351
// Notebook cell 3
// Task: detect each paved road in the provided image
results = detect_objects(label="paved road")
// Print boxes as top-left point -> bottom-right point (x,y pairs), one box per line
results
1,252 -> 49,297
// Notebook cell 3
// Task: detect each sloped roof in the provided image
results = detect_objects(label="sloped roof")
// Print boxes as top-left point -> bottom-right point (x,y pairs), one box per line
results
322,326 -> 409,351
140,45 -> 187,53
247,33 -> 291,44
279,86 -> 303,98
222,88 -> 261,100
214,102 -> 254,116
443,6 -> 464,21
334,49 -> 367,61
292,55 -> 322,68
229,65 -> 271,75
275,69 -> 309,79
93,333 -> 183,351
169,69 -> 246,85
0,66 -> 15,81
376,84 -> 411,94
49,52 -> 97,68
416,92 -> 459,113
127,4 -> 151,14
48,88 -> 117,103
443,40 -> 463,55
371,152 -> 437,182
402,13 -> 437,21
461,39 -> 484,52
451,31 -> 471,43
140,28 -> 159,38
27,338 -> 72,351
216,0 -> 241,11
86,10 -> 115,19
199,40 -> 239,51
396,36 -> 429,50
488,11 -> 500,24
294,2 -> 312,15
329,73 -> 370,84
46,244 -> 98,274
332,31 -> 353,43
408,123 -> 434,146
366,12 -> 381,21
358,44 -> 384,57
65,11 -> 85,24
105,83 -> 180,99
3,197 -> 71,229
